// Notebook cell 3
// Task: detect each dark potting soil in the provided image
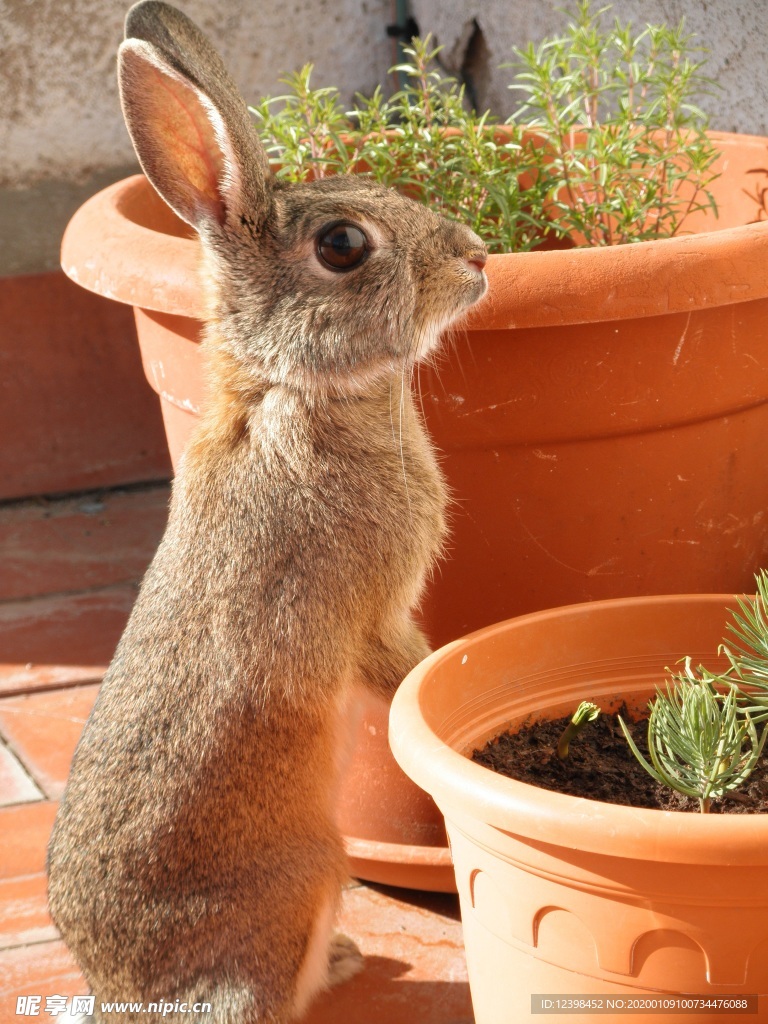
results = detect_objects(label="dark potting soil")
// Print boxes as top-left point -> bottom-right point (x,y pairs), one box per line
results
471,706 -> 768,813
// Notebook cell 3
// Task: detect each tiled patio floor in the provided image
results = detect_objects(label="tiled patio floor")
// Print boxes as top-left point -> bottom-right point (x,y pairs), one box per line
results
0,484 -> 473,1024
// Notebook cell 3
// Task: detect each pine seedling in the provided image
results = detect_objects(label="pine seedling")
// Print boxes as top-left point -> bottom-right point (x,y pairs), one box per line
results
557,701 -> 600,759
619,661 -> 765,813
720,569 -> 768,722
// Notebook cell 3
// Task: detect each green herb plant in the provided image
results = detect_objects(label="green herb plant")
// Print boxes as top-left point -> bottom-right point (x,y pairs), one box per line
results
250,1 -> 719,254
251,38 -> 543,253
507,0 -> 719,246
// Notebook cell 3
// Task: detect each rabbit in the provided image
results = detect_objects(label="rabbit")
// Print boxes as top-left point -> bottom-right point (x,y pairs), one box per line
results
46,2 -> 487,1022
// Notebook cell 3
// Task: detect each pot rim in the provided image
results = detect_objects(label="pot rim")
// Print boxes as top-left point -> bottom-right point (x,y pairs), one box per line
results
60,130 -> 768,328
389,593 -> 768,865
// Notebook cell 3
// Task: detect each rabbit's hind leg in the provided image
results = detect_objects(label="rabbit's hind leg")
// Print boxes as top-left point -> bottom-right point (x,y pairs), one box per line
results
289,890 -> 363,1019
327,931 -> 364,986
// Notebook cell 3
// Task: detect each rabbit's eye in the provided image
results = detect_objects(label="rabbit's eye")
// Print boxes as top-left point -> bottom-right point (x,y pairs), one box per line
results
317,223 -> 368,271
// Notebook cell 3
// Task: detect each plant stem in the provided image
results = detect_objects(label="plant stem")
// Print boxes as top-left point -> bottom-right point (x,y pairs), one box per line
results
557,701 -> 600,759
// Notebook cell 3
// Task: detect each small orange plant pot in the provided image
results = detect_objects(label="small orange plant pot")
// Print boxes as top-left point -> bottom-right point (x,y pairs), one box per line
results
389,594 -> 768,1022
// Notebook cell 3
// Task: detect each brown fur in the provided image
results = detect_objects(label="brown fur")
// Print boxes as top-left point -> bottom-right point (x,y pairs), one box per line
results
46,3 -> 487,1022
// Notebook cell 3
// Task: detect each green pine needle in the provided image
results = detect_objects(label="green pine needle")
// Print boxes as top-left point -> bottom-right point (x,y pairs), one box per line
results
619,660 -> 766,813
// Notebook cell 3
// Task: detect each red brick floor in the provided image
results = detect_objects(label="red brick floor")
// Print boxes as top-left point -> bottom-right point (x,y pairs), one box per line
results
0,484 -> 473,1023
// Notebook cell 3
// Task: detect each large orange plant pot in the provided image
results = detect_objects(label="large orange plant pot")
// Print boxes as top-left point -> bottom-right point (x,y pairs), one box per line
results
61,130 -> 768,892
62,132 -> 768,641
389,594 -> 768,1022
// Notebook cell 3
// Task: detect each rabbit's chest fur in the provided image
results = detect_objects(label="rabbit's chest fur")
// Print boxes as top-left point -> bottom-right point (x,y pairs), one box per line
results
79,378 -> 444,733
175,381 -> 446,662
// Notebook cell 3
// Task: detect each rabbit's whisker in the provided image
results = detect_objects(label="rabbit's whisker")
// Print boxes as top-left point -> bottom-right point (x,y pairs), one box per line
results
398,350 -> 414,523
414,354 -> 428,429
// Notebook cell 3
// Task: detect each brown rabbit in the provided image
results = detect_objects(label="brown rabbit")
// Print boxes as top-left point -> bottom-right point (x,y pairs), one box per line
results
47,3 -> 487,1021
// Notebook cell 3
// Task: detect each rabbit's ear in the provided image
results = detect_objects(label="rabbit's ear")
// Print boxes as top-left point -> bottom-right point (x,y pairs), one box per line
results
118,1 -> 271,231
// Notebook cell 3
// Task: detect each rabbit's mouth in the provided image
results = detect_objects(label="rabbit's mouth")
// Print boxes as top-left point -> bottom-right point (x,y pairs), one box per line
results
462,268 -> 489,311
412,268 -> 488,363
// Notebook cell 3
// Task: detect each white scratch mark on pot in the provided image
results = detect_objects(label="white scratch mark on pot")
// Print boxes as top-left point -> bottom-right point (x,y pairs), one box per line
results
147,359 -> 166,395
367,724 -> 377,736
672,311 -> 692,366
720,514 -> 755,536
586,558 -> 620,577
514,504 -> 612,576
532,449 -> 557,462
160,390 -> 200,415
658,538 -> 701,545
461,655 -> 468,665
459,397 -> 525,418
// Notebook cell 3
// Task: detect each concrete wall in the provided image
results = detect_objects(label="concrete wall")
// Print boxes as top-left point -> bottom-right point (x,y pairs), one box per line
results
412,0 -> 767,137
0,0 -> 395,274
1,0 -> 764,275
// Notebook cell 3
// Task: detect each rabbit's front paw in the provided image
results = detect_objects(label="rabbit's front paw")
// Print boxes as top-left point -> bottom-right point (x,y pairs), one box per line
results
327,932 -> 364,987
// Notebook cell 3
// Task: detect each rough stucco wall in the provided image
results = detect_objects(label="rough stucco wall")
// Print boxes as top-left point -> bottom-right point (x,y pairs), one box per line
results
0,0 -> 393,187
1,0 -> 766,274
0,0 -> 394,273
411,0 -> 768,137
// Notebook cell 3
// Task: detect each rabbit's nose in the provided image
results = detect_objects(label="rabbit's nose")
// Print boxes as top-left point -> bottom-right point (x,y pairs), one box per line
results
465,251 -> 487,274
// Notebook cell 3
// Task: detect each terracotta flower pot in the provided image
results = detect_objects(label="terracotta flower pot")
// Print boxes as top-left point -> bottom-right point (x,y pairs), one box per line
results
389,594 -> 768,1022
62,132 -> 768,642
61,130 -> 768,892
